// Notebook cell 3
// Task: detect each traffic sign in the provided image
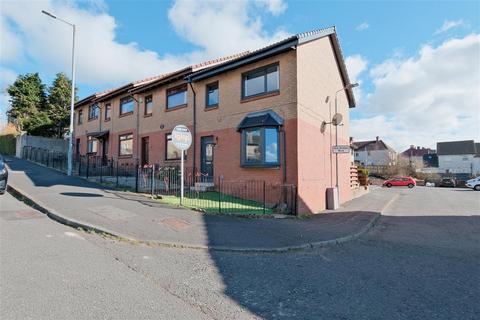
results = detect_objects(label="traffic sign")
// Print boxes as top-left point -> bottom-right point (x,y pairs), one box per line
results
172,125 -> 192,151
332,145 -> 351,154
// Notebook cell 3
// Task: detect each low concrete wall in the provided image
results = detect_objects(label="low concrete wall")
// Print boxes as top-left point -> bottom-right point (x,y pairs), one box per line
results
15,133 -> 68,158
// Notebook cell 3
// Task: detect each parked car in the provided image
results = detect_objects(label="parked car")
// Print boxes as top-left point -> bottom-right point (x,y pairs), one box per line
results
0,156 -> 8,194
383,176 -> 416,188
439,177 -> 456,188
465,176 -> 480,191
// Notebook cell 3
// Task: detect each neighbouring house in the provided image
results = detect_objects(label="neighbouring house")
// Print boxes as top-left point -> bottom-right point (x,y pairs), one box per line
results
423,153 -> 439,168
399,145 -> 435,168
73,27 -> 358,214
474,143 -> 480,176
437,140 -> 479,175
351,137 -> 397,166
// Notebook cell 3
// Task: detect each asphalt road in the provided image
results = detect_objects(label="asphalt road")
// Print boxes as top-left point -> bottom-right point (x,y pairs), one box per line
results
1,186 -> 479,320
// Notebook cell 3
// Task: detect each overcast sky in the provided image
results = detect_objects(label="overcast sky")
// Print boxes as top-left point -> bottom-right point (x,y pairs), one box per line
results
1,0 -> 479,151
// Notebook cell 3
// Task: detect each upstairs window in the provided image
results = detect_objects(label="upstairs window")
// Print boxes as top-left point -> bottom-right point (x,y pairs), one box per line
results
120,97 -> 134,115
144,95 -> 153,115
88,104 -> 99,120
242,64 -> 279,99
77,109 -> 83,125
206,82 -> 219,108
104,103 -> 111,120
166,85 -> 187,109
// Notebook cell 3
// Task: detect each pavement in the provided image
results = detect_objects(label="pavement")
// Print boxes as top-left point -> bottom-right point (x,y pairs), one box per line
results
0,192 -> 215,320
5,157 -> 396,252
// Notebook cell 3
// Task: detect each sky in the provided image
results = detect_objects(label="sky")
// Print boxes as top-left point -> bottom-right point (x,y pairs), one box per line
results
1,0 -> 479,152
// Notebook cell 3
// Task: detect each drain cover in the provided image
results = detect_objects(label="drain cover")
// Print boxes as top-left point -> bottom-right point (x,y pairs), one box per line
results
161,217 -> 191,231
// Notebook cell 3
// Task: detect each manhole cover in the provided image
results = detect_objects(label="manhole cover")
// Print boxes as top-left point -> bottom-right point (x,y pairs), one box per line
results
161,217 -> 191,231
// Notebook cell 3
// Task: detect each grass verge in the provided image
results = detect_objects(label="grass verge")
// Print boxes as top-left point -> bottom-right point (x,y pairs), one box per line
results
157,191 -> 273,215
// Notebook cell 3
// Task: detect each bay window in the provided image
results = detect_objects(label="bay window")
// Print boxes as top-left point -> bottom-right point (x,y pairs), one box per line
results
241,127 -> 279,166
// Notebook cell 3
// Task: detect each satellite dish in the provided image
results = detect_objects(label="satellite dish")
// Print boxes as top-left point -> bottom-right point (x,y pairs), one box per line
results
332,113 -> 343,126
320,121 -> 327,133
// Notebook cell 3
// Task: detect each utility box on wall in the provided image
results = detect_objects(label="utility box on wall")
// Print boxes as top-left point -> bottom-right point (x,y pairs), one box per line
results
326,187 -> 339,210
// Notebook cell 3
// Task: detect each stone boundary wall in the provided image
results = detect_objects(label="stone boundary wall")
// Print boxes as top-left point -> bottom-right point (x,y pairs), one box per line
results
15,133 -> 68,158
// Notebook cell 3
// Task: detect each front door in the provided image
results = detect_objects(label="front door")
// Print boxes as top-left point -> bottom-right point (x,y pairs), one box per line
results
101,139 -> 108,164
141,137 -> 149,165
75,138 -> 81,156
200,136 -> 214,182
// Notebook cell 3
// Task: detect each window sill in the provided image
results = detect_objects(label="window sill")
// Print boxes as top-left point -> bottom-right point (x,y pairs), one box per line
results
241,163 -> 280,169
241,91 -> 280,103
87,117 -> 98,122
118,154 -> 133,159
119,112 -> 133,118
204,105 -> 219,111
104,118 -> 111,122
143,113 -> 153,118
165,104 -> 187,112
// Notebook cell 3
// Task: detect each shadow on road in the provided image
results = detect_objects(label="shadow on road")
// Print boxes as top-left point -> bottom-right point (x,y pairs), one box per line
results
8,158 -> 480,319
60,192 -> 104,197
205,213 -> 480,319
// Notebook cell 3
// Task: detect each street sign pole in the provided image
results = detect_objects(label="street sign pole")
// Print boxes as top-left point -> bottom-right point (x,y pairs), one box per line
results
180,149 -> 184,204
171,124 -> 192,206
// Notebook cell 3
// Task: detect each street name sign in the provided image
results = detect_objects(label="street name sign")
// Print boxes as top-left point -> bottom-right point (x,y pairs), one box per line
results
332,145 -> 351,154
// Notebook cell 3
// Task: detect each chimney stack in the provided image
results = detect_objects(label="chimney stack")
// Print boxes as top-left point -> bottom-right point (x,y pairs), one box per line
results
376,136 -> 379,142
410,145 -> 414,149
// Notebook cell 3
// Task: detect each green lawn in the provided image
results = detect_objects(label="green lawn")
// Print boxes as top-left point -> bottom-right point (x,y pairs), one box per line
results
157,191 -> 273,215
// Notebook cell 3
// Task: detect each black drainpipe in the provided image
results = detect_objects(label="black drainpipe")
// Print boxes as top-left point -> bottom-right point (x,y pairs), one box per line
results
129,90 -> 140,166
188,79 -> 197,175
282,127 -> 287,184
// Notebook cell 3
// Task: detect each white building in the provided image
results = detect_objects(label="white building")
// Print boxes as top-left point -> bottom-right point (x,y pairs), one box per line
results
352,137 -> 396,166
437,140 -> 479,175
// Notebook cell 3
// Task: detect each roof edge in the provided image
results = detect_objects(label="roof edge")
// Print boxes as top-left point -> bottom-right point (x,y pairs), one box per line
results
187,38 -> 297,82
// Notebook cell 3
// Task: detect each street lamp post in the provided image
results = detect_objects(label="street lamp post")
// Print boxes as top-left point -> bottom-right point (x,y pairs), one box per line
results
333,83 -> 359,200
42,10 -> 76,176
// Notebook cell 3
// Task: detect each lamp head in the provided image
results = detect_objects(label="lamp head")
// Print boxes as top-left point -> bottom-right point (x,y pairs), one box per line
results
42,10 -> 57,19
346,83 -> 359,89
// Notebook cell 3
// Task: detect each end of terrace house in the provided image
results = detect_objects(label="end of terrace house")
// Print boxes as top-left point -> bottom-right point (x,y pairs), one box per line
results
73,26 -> 357,214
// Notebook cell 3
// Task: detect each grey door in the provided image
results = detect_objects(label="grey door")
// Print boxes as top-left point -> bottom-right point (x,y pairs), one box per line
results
141,137 -> 149,165
200,136 -> 214,182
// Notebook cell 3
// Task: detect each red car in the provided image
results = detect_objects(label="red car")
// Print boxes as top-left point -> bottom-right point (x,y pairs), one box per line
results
383,176 -> 416,188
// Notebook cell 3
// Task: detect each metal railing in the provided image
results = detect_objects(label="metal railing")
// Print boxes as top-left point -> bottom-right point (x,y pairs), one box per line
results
21,146 -> 297,215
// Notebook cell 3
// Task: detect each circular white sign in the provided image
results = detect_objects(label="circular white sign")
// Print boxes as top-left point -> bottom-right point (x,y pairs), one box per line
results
172,125 -> 192,151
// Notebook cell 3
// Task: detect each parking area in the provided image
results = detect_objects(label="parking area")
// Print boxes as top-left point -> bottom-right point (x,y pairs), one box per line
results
382,186 -> 480,216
